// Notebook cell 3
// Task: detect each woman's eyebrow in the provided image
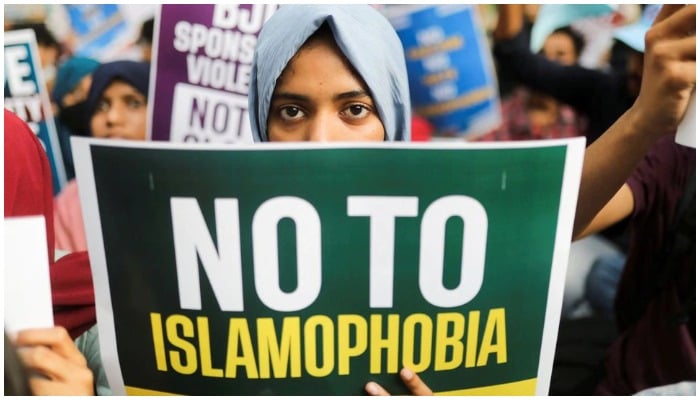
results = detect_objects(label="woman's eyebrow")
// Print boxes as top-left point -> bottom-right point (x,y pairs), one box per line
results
121,92 -> 146,99
334,90 -> 371,101
271,90 -> 371,103
271,92 -> 310,102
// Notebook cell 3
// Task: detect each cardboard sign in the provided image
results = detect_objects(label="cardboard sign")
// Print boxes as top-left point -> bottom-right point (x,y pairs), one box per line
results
73,137 -> 584,395
384,5 -> 501,139
149,4 -> 277,144
64,4 -> 137,61
4,29 -> 67,194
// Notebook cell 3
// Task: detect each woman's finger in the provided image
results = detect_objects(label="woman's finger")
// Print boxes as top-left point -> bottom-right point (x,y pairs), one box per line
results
653,4 -> 686,26
649,5 -> 696,40
365,381 -> 392,396
399,368 -> 434,396
17,346 -> 63,381
18,346 -> 95,395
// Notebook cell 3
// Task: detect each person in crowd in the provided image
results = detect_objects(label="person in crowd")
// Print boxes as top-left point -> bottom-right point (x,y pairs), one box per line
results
53,60 -> 150,253
248,4 -> 695,395
45,63 -> 150,392
476,25 -> 588,142
492,4 -> 661,144
5,109 -> 107,395
46,69 -> 148,394
51,56 -> 101,181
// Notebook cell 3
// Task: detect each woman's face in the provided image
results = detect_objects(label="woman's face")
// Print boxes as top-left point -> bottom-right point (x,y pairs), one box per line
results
267,36 -> 385,142
90,80 -> 147,140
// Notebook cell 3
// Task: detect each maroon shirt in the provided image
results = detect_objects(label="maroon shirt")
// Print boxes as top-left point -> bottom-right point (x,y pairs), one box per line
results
596,134 -> 696,395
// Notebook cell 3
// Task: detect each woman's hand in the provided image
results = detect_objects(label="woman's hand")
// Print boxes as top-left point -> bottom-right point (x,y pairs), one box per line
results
632,4 -> 696,141
365,367 -> 433,396
13,326 -> 95,395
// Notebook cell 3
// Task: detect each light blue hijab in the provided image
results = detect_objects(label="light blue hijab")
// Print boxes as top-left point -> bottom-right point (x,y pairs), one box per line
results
249,4 -> 411,142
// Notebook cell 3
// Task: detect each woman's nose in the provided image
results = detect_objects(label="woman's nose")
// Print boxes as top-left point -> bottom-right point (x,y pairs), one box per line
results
105,104 -> 124,125
306,112 -> 333,142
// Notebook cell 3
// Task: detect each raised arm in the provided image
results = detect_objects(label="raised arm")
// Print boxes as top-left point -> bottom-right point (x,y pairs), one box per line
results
573,4 -> 696,238
493,4 -> 525,41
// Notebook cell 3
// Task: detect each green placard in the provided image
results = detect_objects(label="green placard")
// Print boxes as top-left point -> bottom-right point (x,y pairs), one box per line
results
73,138 -> 584,395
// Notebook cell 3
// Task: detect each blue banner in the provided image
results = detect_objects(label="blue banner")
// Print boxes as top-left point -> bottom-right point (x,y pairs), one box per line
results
385,5 -> 501,139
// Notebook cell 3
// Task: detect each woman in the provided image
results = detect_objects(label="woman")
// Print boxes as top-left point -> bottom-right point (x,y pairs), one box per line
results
50,60 -> 151,394
248,5 -> 431,394
54,60 -> 150,253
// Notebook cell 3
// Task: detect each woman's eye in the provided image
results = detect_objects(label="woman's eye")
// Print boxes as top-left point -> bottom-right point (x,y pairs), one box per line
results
280,106 -> 305,121
127,98 -> 146,109
343,104 -> 370,119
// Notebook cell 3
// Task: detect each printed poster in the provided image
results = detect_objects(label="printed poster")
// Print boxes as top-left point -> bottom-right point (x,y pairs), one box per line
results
149,4 -> 277,144
383,5 -> 502,139
63,4 -> 142,61
73,137 -> 585,395
4,29 -> 67,195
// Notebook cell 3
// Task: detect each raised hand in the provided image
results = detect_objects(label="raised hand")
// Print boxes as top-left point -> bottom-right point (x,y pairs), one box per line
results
634,4 -> 696,139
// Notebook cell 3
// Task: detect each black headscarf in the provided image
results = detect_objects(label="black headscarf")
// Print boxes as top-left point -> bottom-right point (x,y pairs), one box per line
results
86,60 -> 150,134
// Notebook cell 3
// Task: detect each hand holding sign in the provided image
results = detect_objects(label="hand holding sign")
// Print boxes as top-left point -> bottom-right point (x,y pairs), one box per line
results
13,327 -> 95,396
366,368 -> 434,396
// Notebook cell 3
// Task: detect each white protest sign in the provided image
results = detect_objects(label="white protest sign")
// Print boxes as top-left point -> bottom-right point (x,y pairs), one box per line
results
4,216 -> 54,336
675,90 -> 696,148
